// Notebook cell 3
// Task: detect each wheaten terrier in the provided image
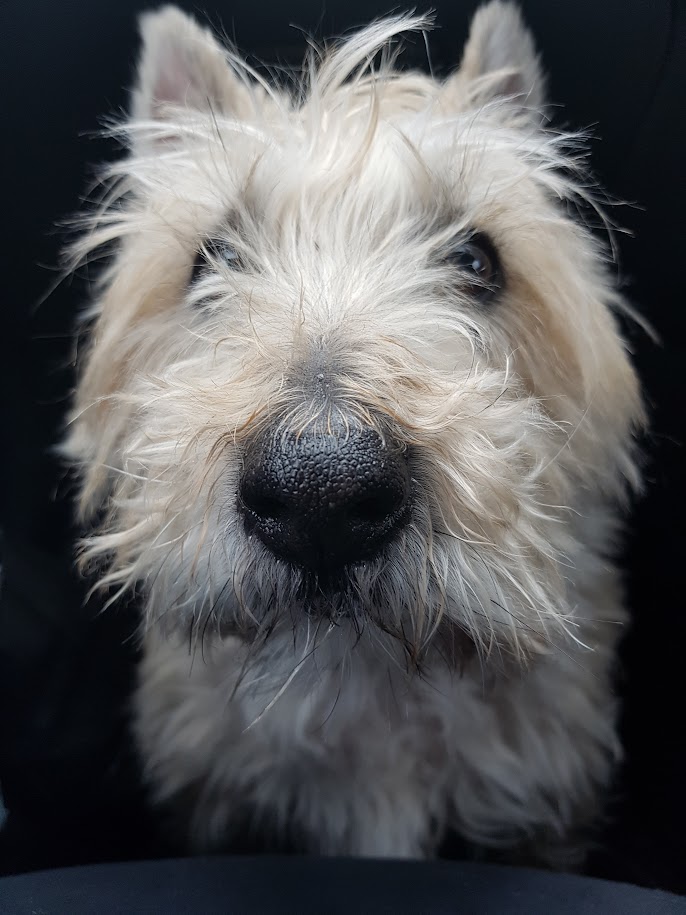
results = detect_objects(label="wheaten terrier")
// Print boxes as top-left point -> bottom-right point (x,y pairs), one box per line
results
65,2 -> 644,864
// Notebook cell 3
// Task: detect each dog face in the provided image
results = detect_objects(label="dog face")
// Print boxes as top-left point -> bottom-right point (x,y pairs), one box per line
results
67,3 -> 643,667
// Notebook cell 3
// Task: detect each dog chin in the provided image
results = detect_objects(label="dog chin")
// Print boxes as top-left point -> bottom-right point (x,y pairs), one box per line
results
214,551 -> 471,669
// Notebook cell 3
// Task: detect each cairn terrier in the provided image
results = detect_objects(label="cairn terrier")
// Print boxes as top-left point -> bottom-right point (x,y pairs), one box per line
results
65,2 -> 644,863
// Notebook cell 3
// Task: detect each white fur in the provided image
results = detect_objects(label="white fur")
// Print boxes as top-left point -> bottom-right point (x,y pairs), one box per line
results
65,3 -> 644,862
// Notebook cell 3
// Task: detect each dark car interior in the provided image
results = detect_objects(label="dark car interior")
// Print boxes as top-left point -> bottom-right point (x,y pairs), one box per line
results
1,0 -> 684,909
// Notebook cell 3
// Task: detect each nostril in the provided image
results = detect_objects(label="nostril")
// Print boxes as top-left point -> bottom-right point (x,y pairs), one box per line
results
240,485 -> 287,522
351,488 -> 405,524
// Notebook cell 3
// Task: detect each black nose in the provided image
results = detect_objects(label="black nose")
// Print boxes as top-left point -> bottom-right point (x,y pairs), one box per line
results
238,424 -> 411,572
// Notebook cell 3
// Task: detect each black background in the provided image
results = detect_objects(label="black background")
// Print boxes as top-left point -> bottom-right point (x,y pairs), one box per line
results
0,0 -> 684,893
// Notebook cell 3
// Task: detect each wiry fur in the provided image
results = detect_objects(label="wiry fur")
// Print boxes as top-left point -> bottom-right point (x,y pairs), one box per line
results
64,2 -> 644,863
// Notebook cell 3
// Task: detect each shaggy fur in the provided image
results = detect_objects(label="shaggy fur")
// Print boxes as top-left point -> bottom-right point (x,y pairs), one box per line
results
65,2 -> 645,863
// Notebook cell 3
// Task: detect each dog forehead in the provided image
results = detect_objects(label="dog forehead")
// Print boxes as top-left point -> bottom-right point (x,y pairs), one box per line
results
217,115 -> 526,240
246,124 -> 428,204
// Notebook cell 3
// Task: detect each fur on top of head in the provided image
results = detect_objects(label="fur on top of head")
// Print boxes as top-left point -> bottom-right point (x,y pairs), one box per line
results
65,3 -> 643,663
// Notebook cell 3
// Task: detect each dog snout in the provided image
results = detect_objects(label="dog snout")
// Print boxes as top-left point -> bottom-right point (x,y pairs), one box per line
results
238,423 -> 411,572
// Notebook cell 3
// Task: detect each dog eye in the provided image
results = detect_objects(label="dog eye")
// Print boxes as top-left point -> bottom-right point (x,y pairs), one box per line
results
446,234 -> 502,303
190,238 -> 242,284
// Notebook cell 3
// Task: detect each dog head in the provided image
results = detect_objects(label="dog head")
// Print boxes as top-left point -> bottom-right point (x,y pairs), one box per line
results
66,3 -> 643,668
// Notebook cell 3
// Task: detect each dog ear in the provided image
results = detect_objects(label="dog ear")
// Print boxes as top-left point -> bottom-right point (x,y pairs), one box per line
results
441,1 -> 546,120
132,5 -> 258,144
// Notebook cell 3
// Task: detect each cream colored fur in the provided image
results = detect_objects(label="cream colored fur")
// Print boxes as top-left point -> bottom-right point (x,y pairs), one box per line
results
65,2 -> 644,862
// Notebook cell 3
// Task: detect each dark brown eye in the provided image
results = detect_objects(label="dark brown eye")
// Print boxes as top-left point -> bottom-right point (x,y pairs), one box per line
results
446,233 -> 502,304
190,238 -> 242,284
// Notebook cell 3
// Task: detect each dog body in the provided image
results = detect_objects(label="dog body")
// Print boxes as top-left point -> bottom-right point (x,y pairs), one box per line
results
66,2 -> 643,862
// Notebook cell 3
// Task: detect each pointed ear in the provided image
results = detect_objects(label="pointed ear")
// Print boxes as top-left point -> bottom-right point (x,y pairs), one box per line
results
132,6 -> 258,142
441,1 -> 546,120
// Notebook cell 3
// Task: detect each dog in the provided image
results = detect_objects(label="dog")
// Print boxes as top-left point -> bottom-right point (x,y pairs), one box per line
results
64,2 -> 644,864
